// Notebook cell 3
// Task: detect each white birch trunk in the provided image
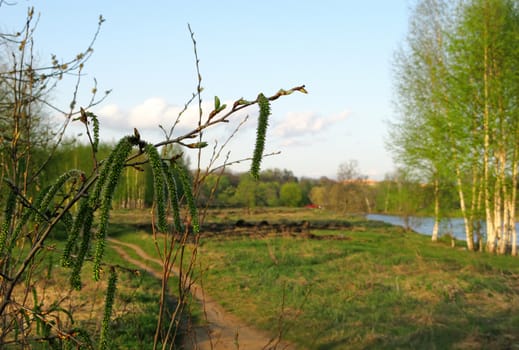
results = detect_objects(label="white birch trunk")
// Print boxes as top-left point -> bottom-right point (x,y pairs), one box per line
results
455,166 -> 474,250
482,30 -> 497,253
432,177 -> 440,242
512,164 -> 518,256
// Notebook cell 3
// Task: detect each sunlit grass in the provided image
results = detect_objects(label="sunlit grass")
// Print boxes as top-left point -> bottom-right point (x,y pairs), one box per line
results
109,208 -> 519,349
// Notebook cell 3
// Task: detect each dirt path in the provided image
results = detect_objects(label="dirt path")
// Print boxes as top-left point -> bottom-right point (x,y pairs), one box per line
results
108,238 -> 297,350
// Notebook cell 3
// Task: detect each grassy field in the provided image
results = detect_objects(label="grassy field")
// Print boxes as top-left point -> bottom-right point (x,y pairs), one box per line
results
109,208 -> 519,349
6,232 -> 180,349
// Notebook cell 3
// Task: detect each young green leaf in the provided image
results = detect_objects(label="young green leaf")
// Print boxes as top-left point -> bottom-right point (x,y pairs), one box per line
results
186,141 -> 208,149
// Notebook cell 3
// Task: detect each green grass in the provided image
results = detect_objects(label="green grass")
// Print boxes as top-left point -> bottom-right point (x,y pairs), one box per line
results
5,230 -> 183,349
109,208 -> 519,350
101,247 -> 168,350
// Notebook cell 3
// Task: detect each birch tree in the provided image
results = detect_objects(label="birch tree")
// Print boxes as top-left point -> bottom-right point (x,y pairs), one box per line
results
391,0 -> 519,254
448,0 -> 519,254
390,0 -> 453,242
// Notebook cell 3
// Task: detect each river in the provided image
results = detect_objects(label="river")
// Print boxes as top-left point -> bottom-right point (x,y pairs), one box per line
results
366,214 -> 519,244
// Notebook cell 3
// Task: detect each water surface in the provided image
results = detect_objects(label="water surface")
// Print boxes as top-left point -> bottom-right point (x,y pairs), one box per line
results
366,214 -> 519,244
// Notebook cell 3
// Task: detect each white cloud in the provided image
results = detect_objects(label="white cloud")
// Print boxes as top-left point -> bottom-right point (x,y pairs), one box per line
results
276,137 -> 308,147
329,110 -> 350,123
92,97 -> 256,146
96,98 -> 239,133
272,110 -> 350,145
128,97 -> 169,128
97,104 -> 125,123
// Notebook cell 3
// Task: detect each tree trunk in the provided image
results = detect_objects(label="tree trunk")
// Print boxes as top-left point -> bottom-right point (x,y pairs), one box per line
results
432,176 -> 440,242
455,165 -> 474,250
482,19 -> 497,253
511,153 -> 518,256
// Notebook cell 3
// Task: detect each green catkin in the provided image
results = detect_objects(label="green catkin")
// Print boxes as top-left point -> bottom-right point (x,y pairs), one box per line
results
89,135 -> 137,209
11,188 -> 46,242
32,287 -> 43,336
0,188 -> 17,254
93,136 -> 135,281
144,143 -> 168,233
90,112 -> 100,153
64,328 -> 94,350
61,199 -> 90,268
61,211 -> 73,236
7,170 -> 81,253
35,169 -> 85,225
70,205 -> 94,290
98,267 -> 117,350
251,93 -> 271,179
173,163 -> 199,233
163,162 -> 183,232
89,146 -> 118,209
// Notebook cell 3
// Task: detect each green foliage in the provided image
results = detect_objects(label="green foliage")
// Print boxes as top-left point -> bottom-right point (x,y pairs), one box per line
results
390,0 -> 519,253
80,107 -> 101,153
232,173 -> 258,208
174,162 -> 199,233
279,182 -> 303,207
99,267 -> 118,350
251,93 -> 271,179
59,211 -> 74,241
64,328 -> 94,350
42,142 -> 106,187
61,199 -> 90,268
0,188 -> 16,254
90,112 -> 100,153
70,202 -> 94,290
144,143 -> 168,232
93,136 -> 136,281
36,169 -> 85,224
209,95 -> 227,119
162,162 -> 183,232
9,189 -> 46,248
2,170 -> 85,261
257,181 -> 280,207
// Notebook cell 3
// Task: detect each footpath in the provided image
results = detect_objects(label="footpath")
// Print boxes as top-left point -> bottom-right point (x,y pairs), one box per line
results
108,238 -> 297,350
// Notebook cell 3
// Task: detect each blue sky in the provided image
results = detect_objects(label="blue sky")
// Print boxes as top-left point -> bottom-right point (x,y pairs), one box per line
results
2,1 -> 410,179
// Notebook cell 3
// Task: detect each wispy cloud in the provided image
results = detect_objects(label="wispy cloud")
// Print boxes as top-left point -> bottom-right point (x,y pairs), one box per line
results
93,100 -> 350,158
272,110 -> 350,146
95,97 -> 252,136
97,97 -> 199,133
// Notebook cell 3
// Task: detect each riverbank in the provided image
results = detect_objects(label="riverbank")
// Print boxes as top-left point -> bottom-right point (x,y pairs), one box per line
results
367,213 -> 519,245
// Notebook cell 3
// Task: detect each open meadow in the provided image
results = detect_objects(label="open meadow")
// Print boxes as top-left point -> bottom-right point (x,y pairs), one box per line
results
106,208 -> 519,349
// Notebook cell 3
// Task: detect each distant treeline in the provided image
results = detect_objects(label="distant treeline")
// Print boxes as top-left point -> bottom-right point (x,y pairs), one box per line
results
35,142 -> 457,216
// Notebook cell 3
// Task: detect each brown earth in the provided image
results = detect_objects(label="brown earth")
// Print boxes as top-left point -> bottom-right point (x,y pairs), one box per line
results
128,219 -> 354,242
108,238 -> 298,350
